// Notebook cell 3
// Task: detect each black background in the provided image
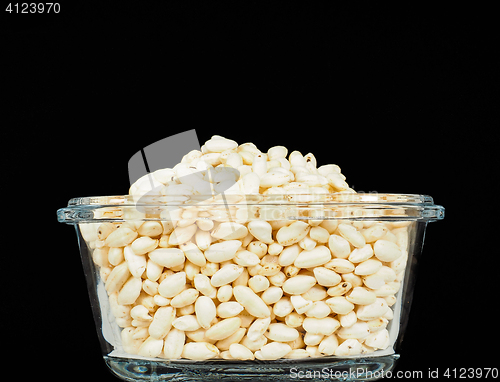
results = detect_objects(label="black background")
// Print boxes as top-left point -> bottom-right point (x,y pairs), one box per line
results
3,2 -> 496,381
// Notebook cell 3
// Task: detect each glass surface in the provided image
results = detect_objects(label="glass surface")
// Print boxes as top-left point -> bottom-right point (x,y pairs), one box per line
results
57,193 -> 445,224
58,193 -> 444,381
104,354 -> 400,381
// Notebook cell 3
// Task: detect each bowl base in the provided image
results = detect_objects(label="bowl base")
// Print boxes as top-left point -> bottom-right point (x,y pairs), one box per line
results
104,354 -> 400,381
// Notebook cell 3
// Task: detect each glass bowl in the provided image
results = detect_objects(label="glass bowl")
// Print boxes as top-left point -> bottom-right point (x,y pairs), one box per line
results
57,193 -> 444,381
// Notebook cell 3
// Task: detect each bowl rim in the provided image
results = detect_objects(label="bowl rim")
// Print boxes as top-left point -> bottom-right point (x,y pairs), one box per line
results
57,193 -> 444,224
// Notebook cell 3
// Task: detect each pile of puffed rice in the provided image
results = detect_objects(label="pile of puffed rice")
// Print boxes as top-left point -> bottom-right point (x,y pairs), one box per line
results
87,135 -> 408,360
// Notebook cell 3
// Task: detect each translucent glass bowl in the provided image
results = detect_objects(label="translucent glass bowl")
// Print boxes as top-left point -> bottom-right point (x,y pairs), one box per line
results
57,193 -> 444,381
